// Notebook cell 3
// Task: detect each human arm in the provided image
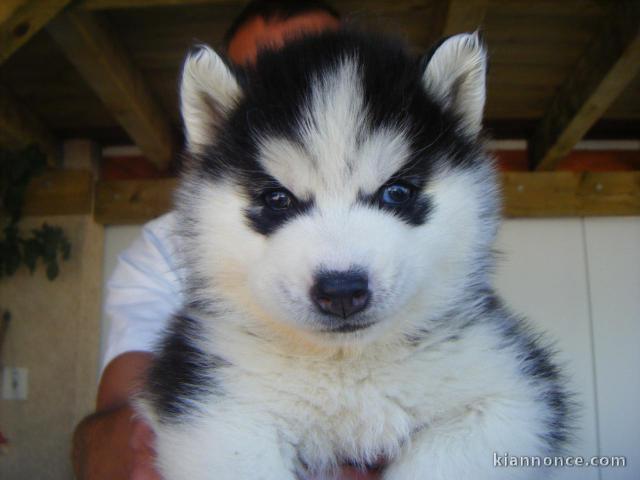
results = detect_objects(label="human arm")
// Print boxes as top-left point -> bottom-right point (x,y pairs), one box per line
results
74,215 -> 180,479
72,352 -> 159,480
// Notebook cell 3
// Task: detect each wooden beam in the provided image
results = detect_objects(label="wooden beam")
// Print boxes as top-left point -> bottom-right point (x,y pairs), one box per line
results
47,11 -> 175,170
94,177 -> 177,224
0,83 -> 60,162
21,141 -> 98,216
19,171 -> 640,222
79,172 -> 640,224
0,0 -> 71,64
441,0 -> 488,36
529,1 -> 640,171
22,169 -> 93,216
502,172 -> 640,217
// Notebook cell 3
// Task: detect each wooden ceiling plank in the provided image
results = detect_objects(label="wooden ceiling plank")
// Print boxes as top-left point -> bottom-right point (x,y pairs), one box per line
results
421,0 -> 488,54
529,1 -> 640,171
0,0 -> 71,64
80,0 -> 237,9
441,0 -> 488,36
0,83 -> 60,162
47,11 -> 175,170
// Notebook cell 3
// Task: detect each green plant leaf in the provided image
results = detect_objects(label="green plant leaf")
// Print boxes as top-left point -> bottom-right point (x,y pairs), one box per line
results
0,145 -> 69,281
46,262 -> 59,281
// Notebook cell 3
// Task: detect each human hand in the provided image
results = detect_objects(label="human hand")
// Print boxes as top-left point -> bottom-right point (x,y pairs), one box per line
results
307,465 -> 382,480
72,404 -> 161,480
129,416 -> 162,480
337,466 -> 381,479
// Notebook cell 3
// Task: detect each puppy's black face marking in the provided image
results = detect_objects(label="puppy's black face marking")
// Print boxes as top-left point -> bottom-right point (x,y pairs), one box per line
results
198,141 -> 315,236
358,174 -> 434,226
192,29 -> 482,236
245,184 -> 314,236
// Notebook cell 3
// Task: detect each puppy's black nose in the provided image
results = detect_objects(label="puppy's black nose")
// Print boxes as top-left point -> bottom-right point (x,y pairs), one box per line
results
311,271 -> 370,319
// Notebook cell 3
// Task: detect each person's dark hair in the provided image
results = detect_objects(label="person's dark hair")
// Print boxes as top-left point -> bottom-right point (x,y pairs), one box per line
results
223,0 -> 340,46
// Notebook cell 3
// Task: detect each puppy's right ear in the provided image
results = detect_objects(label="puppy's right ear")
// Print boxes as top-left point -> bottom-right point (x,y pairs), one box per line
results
180,45 -> 242,153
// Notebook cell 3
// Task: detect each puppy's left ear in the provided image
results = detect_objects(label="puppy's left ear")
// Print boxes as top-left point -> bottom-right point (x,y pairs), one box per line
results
422,32 -> 487,137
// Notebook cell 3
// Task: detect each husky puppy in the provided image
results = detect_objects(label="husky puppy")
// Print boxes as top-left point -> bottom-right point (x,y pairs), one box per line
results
137,29 -> 572,480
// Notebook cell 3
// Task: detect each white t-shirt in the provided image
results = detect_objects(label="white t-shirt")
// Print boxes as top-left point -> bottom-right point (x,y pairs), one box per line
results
101,212 -> 184,373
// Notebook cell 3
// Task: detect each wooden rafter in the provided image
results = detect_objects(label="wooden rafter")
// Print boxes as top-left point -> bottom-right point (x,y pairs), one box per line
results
0,0 -> 71,64
0,83 -> 60,162
529,1 -> 640,171
47,11 -> 175,170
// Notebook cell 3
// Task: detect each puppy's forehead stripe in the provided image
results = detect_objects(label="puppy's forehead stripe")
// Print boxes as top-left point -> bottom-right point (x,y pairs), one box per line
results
256,58 -> 414,200
301,57 -> 365,172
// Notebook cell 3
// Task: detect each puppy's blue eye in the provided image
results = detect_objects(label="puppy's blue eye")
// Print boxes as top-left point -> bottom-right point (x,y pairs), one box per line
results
380,183 -> 414,207
264,190 -> 293,210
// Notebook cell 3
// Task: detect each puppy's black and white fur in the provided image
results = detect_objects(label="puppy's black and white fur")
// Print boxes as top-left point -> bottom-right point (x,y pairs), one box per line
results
137,29 -> 572,479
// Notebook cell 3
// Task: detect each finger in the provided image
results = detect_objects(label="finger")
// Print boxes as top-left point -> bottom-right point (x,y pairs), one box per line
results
339,467 -> 381,480
129,420 -> 162,480
130,444 -> 162,480
130,461 -> 162,480
130,420 -> 156,451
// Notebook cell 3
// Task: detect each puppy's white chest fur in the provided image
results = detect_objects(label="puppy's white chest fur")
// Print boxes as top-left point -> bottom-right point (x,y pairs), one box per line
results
210,324 -> 506,471
259,353 -> 416,467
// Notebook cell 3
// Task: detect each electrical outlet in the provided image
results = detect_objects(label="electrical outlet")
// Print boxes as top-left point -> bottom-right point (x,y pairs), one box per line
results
2,367 -> 28,400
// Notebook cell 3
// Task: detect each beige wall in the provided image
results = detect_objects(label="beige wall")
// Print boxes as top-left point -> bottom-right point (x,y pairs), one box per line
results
495,217 -> 640,480
0,215 -> 103,480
